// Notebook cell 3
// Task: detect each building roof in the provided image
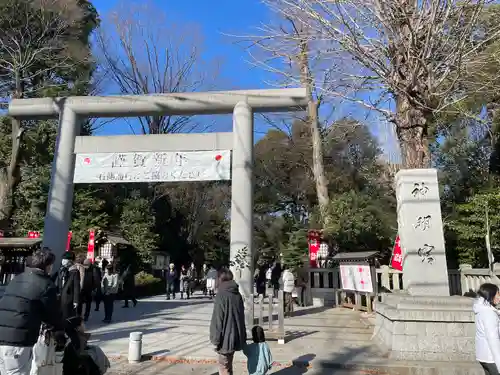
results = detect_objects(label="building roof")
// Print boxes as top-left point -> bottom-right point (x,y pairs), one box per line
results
0,238 -> 43,249
105,235 -> 131,246
332,251 -> 379,261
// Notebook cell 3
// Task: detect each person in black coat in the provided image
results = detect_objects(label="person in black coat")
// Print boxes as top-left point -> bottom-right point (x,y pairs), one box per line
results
92,260 -> 103,312
209,269 -> 247,375
0,249 -> 65,375
79,259 -> 98,321
254,266 -> 267,296
271,261 -> 282,297
56,251 -> 81,320
121,264 -> 137,308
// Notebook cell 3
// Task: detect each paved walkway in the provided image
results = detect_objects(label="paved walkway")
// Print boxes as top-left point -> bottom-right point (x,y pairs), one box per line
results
85,293 -> 380,363
84,293 -> 481,375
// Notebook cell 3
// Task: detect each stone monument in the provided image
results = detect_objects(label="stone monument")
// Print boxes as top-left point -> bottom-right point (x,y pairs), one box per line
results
372,169 -> 477,364
397,168 -> 449,296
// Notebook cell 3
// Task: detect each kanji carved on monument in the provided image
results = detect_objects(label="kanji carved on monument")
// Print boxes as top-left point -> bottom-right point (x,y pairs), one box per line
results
411,182 -> 429,198
414,215 -> 431,231
417,244 -> 435,264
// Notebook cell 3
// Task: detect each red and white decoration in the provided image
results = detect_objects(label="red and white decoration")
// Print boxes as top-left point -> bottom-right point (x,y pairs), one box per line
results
66,231 -> 72,251
391,235 -> 403,271
339,264 -> 374,293
308,230 -> 321,268
28,231 -> 41,239
87,230 -> 95,263
74,150 -> 231,183
27,231 -> 72,251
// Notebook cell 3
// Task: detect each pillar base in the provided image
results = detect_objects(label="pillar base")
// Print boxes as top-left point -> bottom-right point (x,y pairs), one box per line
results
373,293 -> 475,361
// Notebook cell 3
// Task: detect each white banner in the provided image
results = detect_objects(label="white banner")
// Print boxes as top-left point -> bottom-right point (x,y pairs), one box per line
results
339,264 -> 373,293
73,150 -> 231,183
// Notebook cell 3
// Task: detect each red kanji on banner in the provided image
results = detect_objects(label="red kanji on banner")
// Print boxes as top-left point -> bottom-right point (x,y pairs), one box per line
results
87,230 -> 95,263
28,231 -> 40,239
391,235 -> 403,271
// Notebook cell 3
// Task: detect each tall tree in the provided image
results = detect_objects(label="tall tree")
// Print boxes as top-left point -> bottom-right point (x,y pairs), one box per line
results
263,0 -> 500,168
242,17 -> 331,225
253,119 -> 395,263
0,0 -> 98,227
120,195 -> 158,264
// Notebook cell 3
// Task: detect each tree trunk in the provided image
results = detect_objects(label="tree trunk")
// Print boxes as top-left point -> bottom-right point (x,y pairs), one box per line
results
0,118 -> 24,229
0,71 -> 25,229
308,100 -> 330,222
395,96 -> 431,169
297,35 -> 330,225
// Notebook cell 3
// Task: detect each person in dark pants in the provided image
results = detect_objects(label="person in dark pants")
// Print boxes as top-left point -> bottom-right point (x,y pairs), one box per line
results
270,262 -> 282,298
56,252 -> 81,321
165,263 -> 177,300
79,259 -> 97,321
210,269 -> 247,375
101,264 -> 118,323
74,254 -> 87,313
0,249 -> 65,375
122,264 -> 137,308
179,265 -> 190,300
254,266 -> 266,297
93,259 -> 103,312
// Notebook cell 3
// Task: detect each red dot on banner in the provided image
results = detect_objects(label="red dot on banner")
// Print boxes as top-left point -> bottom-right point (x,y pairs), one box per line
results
83,157 -> 91,165
215,155 -> 222,161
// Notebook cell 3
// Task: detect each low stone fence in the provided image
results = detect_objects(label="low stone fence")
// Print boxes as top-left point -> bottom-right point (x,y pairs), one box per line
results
307,264 -> 500,307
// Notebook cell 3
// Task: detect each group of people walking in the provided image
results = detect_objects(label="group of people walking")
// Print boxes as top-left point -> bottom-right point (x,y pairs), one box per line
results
254,262 -> 309,315
165,263 -> 218,300
54,252 -> 136,324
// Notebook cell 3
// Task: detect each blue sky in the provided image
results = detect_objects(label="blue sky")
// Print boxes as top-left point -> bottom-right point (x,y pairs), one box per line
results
91,0 -> 278,137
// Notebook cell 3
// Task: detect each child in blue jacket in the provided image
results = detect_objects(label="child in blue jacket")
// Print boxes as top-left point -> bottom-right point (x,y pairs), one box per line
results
243,326 -> 273,375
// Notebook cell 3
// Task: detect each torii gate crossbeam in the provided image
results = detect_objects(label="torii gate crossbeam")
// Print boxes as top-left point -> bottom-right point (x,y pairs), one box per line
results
8,88 -> 308,303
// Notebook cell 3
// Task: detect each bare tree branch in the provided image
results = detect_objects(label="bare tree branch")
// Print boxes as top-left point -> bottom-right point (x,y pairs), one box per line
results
259,0 -> 500,168
96,0 -> 221,135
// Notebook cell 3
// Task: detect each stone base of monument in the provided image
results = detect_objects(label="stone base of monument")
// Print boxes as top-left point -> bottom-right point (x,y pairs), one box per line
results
372,293 -> 476,363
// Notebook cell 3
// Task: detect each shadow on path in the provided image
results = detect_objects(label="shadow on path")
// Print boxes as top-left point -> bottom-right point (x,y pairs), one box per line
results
90,326 -> 175,343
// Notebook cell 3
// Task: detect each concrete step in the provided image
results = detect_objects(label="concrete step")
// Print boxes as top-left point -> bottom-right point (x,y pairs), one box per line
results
283,330 -> 372,342
310,357 -> 483,375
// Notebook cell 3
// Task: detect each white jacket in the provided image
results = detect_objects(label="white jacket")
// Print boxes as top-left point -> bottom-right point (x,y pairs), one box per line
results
205,268 -> 218,290
281,270 -> 295,293
474,297 -> 500,371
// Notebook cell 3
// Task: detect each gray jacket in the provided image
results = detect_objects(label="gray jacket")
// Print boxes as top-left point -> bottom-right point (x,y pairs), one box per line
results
209,280 -> 247,354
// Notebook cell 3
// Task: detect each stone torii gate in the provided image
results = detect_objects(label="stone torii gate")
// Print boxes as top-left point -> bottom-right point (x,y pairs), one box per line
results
8,88 -> 308,299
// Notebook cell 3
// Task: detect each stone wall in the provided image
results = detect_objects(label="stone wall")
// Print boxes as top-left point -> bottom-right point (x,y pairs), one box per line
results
373,294 -> 475,361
